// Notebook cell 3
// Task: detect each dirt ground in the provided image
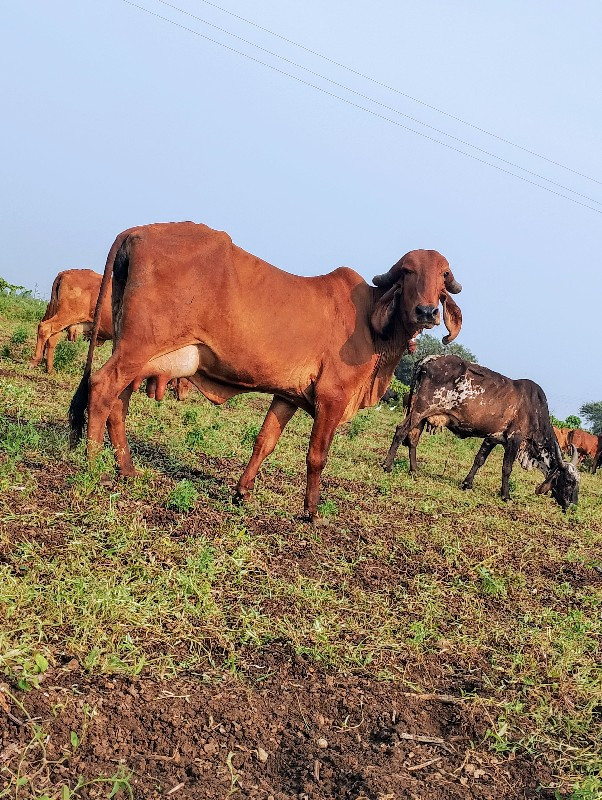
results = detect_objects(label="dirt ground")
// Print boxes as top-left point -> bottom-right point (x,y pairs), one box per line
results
1,643 -> 558,800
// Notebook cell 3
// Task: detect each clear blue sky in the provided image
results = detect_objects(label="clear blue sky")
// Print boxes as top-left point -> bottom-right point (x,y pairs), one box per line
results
2,1 -> 601,419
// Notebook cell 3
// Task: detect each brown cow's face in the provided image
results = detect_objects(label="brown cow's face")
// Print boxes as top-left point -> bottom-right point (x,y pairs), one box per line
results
371,250 -> 462,344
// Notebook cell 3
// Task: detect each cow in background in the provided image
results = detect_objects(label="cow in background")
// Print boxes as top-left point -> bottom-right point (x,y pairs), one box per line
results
31,268 -> 191,400
593,436 -> 602,474
70,221 -> 463,520
383,355 -> 579,511
30,270 -> 112,373
553,426 -> 571,454
568,429 -> 599,468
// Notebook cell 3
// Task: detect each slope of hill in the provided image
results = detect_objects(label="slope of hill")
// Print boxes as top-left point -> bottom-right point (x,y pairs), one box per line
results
1,291 -> 601,799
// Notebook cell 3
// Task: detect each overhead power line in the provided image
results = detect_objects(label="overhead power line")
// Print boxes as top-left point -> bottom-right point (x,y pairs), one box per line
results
182,0 -> 602,187
151,0 -> 602,208
120,0 -> 602,215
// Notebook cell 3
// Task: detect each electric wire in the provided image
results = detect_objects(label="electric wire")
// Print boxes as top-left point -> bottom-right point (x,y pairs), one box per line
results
180,0 -> 601,187
152,0 -> 601,206
120,0 -> 602,215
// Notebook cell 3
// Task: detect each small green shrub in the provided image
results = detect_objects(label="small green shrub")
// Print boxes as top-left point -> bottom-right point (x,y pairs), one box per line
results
317,499 -> 338,518
1,324 -> 32,362
241,423 -> 261,447
348,410 -> 371,439
167,479 -> 199,512
52,338 -> 88,373
476,566 -> 507,597
181,408 -> 199,426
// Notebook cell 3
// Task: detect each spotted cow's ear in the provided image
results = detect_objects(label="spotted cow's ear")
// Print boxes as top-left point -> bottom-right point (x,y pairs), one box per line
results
535,471 -> 556,495
371,284 -> 402,340
440,289 -> 462,345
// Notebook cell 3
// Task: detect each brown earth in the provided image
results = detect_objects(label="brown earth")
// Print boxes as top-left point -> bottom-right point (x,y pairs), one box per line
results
0,643 -> 557,800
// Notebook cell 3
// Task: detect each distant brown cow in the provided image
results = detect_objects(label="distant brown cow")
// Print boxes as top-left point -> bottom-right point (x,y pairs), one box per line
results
70,221 -> 463,520
593,436 -> 602,474
553,426 -> 571,453
568,429 -> 599,467
30,270 -> 112,373
31,269 -> 192,402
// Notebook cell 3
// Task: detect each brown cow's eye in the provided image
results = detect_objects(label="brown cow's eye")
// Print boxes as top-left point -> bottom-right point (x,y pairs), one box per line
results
443,271 -> 449,278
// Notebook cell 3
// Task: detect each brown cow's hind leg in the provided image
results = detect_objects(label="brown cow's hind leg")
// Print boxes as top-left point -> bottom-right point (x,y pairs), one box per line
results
106,385 -> 136,476
234,396 -> 297,503
44,332 -> 62,374
86,356 -> 147,467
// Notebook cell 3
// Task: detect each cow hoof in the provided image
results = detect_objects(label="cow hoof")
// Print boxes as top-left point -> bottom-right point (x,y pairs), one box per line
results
232,489 -> 250,506
501,495 -> 511,502
461,482 -> 472,491
118,470 -> 138,479
382,462 -> 393,473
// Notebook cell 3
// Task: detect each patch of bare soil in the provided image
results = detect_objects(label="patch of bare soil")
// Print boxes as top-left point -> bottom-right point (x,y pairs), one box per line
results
1,644 -> 554,800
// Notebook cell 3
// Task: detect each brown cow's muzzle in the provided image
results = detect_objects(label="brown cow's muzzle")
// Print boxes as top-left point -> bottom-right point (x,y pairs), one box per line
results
415,305 -> 440,328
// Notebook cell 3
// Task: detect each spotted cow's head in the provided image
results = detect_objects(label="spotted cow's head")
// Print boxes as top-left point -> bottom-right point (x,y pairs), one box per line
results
535,444 -> 580,512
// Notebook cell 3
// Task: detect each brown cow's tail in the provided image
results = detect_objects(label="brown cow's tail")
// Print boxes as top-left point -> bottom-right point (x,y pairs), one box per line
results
43,272 -> 63,320
69,231 -> 130,447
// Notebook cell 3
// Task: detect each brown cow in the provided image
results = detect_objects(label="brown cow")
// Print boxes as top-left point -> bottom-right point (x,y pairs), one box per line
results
31,269 -> 192,402
383,355 -> 580,511
70,222 -> 463,520
30,270 -> 112,373
568,428 -> 599,467
593,435 -> 602,474
553,425 -> 571,453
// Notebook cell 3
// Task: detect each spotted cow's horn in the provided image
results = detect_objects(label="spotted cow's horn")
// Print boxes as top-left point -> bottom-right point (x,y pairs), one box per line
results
570,444 -> 579,466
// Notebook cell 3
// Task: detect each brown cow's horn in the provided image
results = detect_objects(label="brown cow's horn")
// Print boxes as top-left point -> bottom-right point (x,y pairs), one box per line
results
446,277 -> 462,294
372,272 -> 394,288
570,444 -> 579,466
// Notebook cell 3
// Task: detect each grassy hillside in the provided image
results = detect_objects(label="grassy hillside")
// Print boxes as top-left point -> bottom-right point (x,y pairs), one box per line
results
0,292 -> 601,799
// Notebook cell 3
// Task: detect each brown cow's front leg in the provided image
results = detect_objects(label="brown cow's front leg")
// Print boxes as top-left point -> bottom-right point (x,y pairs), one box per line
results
462,437 -> 497,490
304,404 -> 342,521
234,396 -> 297,503
30,320 -> 52,368
500,434 -> 522,501
106,384 -> 136,476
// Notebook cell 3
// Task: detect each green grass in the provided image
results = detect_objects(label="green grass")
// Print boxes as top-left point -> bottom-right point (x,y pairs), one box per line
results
1,299 -> 601,795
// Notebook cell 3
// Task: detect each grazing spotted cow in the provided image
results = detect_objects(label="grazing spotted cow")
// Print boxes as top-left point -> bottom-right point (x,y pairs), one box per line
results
383,355 -> 579,511
70,222 -> 463,520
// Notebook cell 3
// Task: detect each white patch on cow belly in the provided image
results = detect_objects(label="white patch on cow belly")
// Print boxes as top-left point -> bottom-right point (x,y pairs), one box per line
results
143,345 -> 200,378
432,375 -> 485,410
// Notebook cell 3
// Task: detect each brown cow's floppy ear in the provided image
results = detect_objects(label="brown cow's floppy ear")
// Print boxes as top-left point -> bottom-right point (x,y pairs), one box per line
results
441,290 -> 462,345
371,284 -> 402,339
